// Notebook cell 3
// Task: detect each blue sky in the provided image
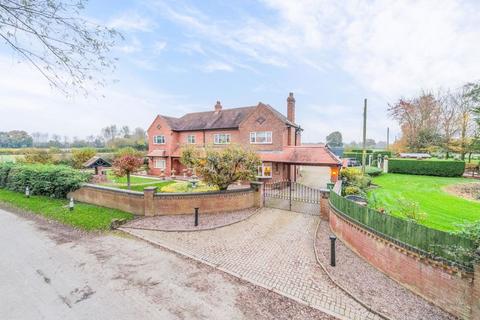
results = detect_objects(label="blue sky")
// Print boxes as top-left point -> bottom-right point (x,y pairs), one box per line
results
1,0 -> 480,143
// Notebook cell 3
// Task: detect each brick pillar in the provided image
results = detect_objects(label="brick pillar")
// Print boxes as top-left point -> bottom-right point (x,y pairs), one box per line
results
144,186 -> 157,217
250,181 -> 264,208
320,191 -> 330,220
472,253 -> 480,319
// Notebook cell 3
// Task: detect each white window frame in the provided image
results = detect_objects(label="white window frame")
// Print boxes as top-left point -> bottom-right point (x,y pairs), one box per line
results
153,135 -> 165,144
154,159 -> 166,169
257,162 -> 272,178
187,135 -> 196,144
214,133 -> 231,145
250,131 -> 272,144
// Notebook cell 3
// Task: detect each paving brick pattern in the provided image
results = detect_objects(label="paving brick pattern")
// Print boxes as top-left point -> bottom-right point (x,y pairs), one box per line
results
122,209 -> 381,320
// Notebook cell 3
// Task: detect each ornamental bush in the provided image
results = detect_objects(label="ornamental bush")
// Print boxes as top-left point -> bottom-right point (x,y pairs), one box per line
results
388,159 -> 465,177
0,163 -> 90,198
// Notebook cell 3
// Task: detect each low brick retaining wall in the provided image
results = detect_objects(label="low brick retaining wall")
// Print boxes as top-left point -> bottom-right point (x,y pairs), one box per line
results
68,183 -> 261,216
328,204 -> 480,319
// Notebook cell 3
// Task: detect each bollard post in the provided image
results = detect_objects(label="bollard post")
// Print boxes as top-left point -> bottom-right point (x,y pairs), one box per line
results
329,235 -> 337,267
194,207 -> 199,226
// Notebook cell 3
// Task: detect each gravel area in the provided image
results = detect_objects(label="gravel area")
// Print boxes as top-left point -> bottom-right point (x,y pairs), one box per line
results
122,208 -> 258,231
315,220 -> 454,320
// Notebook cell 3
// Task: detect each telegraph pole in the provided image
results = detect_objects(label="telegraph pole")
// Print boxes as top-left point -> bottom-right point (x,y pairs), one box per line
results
361,99 -> 367,175
386,127 -> 390,151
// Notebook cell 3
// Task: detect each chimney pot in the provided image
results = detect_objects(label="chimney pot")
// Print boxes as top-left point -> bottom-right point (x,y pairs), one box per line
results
214,100 -> 222,112
287,92 -> 295,123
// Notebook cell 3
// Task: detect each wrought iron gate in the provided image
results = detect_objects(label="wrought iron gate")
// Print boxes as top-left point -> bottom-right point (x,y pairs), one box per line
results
263,180 -> 323,215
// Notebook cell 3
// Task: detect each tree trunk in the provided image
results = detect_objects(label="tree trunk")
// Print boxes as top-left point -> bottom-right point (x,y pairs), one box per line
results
127,173 -> 131,190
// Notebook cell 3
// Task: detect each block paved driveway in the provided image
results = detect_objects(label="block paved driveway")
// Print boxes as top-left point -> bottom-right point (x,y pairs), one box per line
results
122,208 -> 380,320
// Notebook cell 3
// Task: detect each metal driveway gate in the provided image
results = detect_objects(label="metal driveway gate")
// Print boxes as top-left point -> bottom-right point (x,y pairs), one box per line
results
263,180 -> 322,215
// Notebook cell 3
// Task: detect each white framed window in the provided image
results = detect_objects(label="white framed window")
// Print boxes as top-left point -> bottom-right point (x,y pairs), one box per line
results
257,162 -> 272,177
250,131 -> 272,144
214,133 -> 231,144
187,135 -> 196,144
154,159 -> 166,169
153,135 -> 165,144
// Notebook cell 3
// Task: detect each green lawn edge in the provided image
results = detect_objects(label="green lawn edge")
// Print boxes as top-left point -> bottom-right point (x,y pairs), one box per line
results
0,188 -> 133,231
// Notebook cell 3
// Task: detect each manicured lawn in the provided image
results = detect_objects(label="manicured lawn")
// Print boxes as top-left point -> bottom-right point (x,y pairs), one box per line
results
105,170 -> 160,184
0,188 -> 133,231
367,174 -> 480,231
117,180 -> 175,192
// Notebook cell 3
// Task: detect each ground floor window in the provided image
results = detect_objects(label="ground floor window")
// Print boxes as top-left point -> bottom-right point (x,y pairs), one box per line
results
257,162 -> 272,177
214,133 -> 231,144
154,159 -> 166,169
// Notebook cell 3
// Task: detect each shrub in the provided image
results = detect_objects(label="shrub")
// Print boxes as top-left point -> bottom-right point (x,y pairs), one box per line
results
388,159 -> 465,177
72,148 -> 97,168
397,198 -> 427,222
345,186 -> 361,195
181,144 -> 261,190
0,162 -> 15,188
23,148 -> 54,164
4,164 -> 90,198
364,166 -> 382,177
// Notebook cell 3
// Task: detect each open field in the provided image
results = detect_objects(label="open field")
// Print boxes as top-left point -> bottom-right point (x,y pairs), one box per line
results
367,174 -> 480,231
0,189 -> 133,230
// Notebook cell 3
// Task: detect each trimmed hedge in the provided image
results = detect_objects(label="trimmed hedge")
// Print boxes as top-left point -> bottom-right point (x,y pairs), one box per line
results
0,163 -> 91,198
388,159 -> 465,177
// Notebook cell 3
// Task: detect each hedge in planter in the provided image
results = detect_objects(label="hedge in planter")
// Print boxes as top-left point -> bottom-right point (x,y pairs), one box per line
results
1,163 -> 91,198
388,159 -> 465,177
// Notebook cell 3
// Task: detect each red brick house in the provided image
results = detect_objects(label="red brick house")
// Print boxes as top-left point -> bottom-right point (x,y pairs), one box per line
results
147,93 -> 341,182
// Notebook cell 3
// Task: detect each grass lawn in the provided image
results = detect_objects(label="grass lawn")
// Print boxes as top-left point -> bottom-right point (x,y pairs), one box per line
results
367,174 -> 480,231
0,188 -> 133,231
117,181 -> 175,192
105,170 -> 160,184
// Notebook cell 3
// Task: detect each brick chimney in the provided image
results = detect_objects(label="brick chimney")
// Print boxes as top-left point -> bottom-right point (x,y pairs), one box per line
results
214,101 -> 222,113
287,92 -> 295,123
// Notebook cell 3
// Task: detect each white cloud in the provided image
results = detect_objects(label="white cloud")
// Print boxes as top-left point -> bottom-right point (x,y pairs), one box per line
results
153,0 -> 480,99
153,40 -> 167,53
201,61 -> 234,73
108,13 -> 156,32
0,55 -> 196,138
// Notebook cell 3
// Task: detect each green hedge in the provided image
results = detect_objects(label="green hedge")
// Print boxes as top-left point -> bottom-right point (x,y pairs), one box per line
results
0,163 -> 91,198
388,159 -> 465,177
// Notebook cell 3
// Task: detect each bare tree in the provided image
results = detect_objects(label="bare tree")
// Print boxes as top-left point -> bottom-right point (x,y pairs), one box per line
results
439,91 -> 460,158
0,0 -> 121,95
388,92 -> 441,152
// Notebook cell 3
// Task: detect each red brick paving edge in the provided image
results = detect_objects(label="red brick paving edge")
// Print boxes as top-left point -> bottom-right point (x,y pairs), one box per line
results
313,219 -> 392,320
120,208 -> 261,233
119,217 -> 352,320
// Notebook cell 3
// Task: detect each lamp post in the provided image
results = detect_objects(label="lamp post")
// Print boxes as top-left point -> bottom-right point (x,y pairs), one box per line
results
329,235 -> 337,267
69,198 -> 75,211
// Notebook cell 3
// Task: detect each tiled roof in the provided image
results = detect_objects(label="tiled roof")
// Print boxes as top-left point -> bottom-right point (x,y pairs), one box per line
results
159,103 -> 299,131
258,146 -> 341,166
147,149 -> 167,157
82,156 -> 111,168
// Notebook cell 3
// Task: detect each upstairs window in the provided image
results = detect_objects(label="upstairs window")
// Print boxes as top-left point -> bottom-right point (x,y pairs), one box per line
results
250,131 -> 272,144
187,135 -> 196,144
153,135 -> 165,144
214,133 -> 231,144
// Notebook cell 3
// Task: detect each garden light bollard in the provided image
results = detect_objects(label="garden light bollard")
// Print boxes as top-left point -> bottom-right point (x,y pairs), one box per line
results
25,186 -> 30,198
194,207 -> 199,226
69,198 -> 75,211
329,235 -> 337,267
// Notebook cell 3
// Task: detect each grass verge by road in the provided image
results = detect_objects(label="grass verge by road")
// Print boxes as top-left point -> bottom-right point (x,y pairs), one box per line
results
0,188 -> 133,231
367,174 -> 480,231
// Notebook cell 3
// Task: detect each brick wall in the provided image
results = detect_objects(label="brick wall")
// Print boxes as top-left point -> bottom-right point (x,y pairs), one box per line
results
69,184 -> 259,216
69,185 -> 146,215
329,206 -> 477,319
